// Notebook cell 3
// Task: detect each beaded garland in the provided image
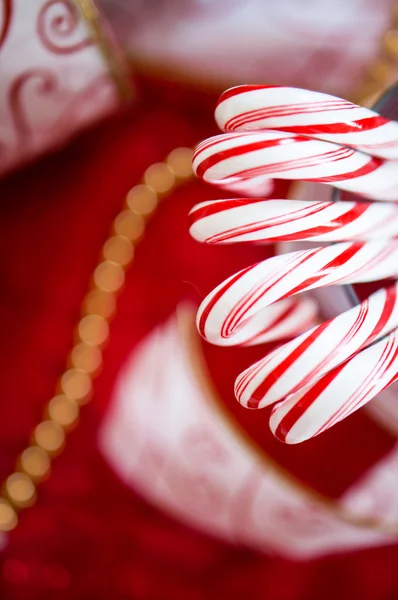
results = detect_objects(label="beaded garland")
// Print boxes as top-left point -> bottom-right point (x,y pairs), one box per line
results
0,147 -> 194,532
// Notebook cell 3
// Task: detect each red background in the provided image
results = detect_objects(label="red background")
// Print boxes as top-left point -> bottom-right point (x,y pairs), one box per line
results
0,76 -> 397,599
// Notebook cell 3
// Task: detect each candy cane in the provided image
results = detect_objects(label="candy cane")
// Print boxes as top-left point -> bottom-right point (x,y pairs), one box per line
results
192,130 -> 398,201
189,198 -> 398,244
215,85 -> 398,159
191,85 -> 398,444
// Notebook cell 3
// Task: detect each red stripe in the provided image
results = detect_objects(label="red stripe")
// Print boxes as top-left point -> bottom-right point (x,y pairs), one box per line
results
295,302 -> 368,389
199,201 -> 369,244
276,115 -> 388,136
211,202 -> 370,244
245,294 -> 367,407
382,341 -> 398,388
317,334 -> 398,434
188,198 -> 262,228
307,156 -> 382,182
277,298 -> 398,442
227,99 -> 352,121
285,243 -> 363,297
190,200 -> 329,242
194,132 -> 244,159
243,301 -> 299,345
195,136 -> 304,180
225,102 -> 355,131
340,241 -> 395,283
364,285 -> 397,345
273,361 -> 348,442
197,264 -> 256,337
216,85 -> 280,105
235,356 -> 267,398
246,321 -> 330,408
230,146 -> 352,181
245,286 -> 397,409
224,249 -> 319,337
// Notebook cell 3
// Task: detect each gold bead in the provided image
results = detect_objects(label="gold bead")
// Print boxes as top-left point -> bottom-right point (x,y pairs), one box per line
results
114,210 -> 145,242
383,29 -> 398,57
0,499 -> 17,531
83,289 -> 116,320
48,395 -> 79,428
126,185 -> 158,216
20,446 -> 51,480
5,473 -> 36,508
71,342 -> 102,374
167,147 -> 194,178
78,314 -> 109,346
35,421 -> 65,454
94,261 -> 125,293
103,235 -> 134,266
61,369 -> 92,403
144,162 -> 175,194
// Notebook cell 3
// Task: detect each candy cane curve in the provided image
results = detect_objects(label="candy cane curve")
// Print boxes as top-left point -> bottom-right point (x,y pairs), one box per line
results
191,84 -> 398,444
192,130 -> 398,201
215,85 -> 398,159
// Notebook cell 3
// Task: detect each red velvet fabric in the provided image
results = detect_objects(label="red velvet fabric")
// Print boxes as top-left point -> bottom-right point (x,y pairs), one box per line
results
0,76 -> 397,599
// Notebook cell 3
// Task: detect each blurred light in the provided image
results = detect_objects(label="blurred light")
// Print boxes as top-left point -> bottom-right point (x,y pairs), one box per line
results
144,163 -> 175,193
84,289 -> 116,320
78,314 -> 109,347
2,559 -> 28,583
0,499 -> 18,532
48,395 -> 79,428
5,473 -> 36,508
20,446 -> 51,480
61,368 -> 92,403
103,235 -> 134,266
94,261 -> 125,293
42,564 -> 71,590
114,210 -> 145,241
167,147 -> 194,178
35,421 -> 65,454
71,342 -> 102,374
127,184 -> 158,216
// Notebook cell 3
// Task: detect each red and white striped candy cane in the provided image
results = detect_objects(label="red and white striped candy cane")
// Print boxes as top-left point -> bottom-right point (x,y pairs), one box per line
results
191,84 -> 398,444
215,85 -> 398,159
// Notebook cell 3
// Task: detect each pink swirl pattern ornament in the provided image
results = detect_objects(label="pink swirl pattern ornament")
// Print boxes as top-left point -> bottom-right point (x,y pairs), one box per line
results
9,69 -> 60,141
0,0 -> 12,49
192,85 -> 398,444
37,0 -> 92,54
0,0 -> 130,177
